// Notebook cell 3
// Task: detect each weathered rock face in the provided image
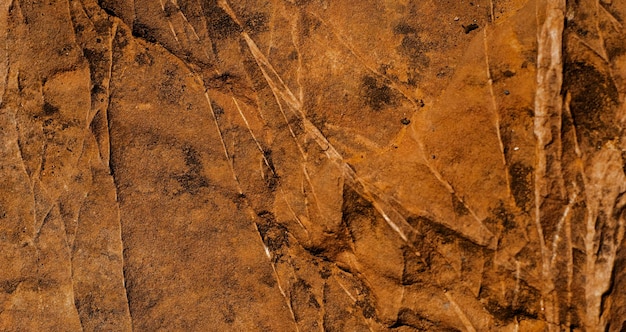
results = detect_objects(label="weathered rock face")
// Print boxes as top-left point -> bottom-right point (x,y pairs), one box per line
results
1,0 -> 626,330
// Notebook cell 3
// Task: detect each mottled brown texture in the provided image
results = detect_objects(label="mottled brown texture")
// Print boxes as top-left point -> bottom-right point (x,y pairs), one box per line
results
1,0 -> 626,331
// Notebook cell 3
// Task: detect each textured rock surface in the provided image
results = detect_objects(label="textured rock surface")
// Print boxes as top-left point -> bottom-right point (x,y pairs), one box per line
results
1,0 -> 626,330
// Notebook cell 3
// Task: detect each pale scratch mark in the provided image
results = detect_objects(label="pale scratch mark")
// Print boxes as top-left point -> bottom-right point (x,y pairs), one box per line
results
246,54 -> 308,159
156,0 -> 182,46
533,0 -> 566,327
483,27 -> 512,198
444,291 -> 477,332
238,33 -> 308,158
101,21 -> 119,168
570,33 -> 608,63
598,3 -> 623,30
241,31 -> 302,110
302,165 -> 324,218
549,190 -> 577,269
222,0 -> 301,110
198,81 -> 243,193
231,96 -> 270,168
0,0 -> 10,106
489,0 -> 495,23
324,123 -> 383,151
332,275 -> 375,332
565,188 -> 574,330
289,8 -> 305,104
176,8 -> 202,41
333,275 -> 357,303
563,93 -> 582,158
279,190 -> 308,232
167,21 -> 181,44
419,149 -> 494,246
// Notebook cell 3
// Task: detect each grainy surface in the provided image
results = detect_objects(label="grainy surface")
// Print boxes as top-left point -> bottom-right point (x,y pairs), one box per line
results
1,0 -> 625,330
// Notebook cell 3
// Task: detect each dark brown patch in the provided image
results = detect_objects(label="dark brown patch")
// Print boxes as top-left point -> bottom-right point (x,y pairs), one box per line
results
43,102 -> 59,116
563,61 -> 619,149
201,0 -> 242,39
509,162 -> 533,212
361,75 -> 396,111
451,194 -> 469,217
132,21 -> 158,43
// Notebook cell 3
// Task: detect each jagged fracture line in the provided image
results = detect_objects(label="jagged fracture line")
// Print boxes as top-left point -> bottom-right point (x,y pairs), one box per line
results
232,94 -> 308,232
242,42 -> 307,158
251,222 -> 301,332
533,0 -> 566,328
231,94 -> 306,233
483,27 -> 512,199
220,0 -> 493,265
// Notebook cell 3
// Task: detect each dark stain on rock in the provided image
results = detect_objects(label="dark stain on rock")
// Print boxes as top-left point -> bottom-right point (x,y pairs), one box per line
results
402,246 -> 430,285
290,279 -> 321,323
357,298 -> 376,319
393,22 -> 416,35
342,185 -> 381,233
256,210 -> 288,255
492,202 -> 517,231
391,307 -> 458,331
201,0 -> 242,39
172,145 -> 209,195
132,21 -> 158,43
135,52 -> 154,66
398,35 -> 430,68
82,48 -> 107,80
43,102 -> 59,116
160,68 -> 184,104
0,279 -> 22,294
451,194 -> 469,217
300,13 -> 321,38
113,26 -> 130,49
479,276 -> 541,324
211,101 -> 225,119
361,75 -> 396,111
463,23 -> 479,34
509,162 -> 533,212
244,12 -> 268,34
221,304 -> 236,324
564,61 -> 619,149
503,70 -> 516,77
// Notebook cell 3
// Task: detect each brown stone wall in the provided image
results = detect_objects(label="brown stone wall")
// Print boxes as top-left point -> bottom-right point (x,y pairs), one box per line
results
1,0 -> 626,330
